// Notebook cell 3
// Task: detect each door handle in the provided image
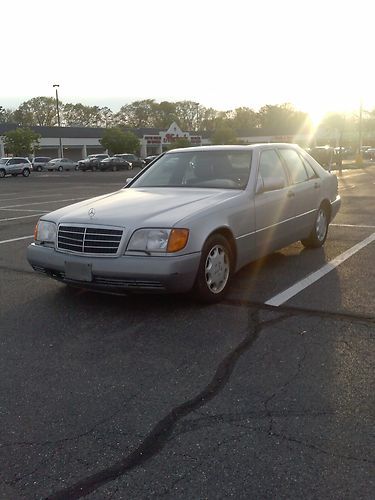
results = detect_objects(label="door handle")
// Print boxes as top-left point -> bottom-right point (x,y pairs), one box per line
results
314,182 -> 320,189
287,190 -> 295,198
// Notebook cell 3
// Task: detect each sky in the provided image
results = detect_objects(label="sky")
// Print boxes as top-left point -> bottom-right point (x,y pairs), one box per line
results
1,0 -> 374,125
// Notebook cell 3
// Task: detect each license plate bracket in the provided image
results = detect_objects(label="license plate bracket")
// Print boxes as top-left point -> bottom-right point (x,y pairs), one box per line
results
65,261 -> 92,282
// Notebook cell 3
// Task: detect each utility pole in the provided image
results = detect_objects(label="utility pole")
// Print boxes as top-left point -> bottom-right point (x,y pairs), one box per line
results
53,84 -> 63,158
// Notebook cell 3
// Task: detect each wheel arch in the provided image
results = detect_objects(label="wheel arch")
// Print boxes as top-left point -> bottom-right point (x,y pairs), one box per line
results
205,226 -> 237,270
320,198 -> 332,221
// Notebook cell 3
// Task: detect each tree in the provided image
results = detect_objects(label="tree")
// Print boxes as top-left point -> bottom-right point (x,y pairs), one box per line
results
212,126 -> 237,145
13,97 -> 58,126
232,107 -> 259,134
258,103 -> 312,135
2,128 -> 41,156
63,103 -> 102,127
115,99 -> 158,128
100,128 -> 140,154
165,137 -> 191,150
174,101 -> 200,131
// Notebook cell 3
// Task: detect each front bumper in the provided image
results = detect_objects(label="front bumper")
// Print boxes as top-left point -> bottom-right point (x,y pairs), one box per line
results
27,243 -> 201,294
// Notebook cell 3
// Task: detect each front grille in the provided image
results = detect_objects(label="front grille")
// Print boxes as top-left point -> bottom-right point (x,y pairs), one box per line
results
94,277 -> 165,289
57,225 -> 123,255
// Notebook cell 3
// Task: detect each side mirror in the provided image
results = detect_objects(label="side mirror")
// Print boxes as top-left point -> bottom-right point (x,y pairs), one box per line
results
257,176 -> 285,194
125,177 -> 133,185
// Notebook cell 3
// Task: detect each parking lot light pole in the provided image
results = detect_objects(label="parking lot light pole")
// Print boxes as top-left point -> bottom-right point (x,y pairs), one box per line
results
53,84 -> 63,158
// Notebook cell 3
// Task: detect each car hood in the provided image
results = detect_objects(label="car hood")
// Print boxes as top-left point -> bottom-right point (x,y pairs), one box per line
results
46,188 -> 242,228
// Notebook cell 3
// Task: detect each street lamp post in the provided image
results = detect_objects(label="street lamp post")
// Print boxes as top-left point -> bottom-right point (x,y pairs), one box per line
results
53,84 -> 63,158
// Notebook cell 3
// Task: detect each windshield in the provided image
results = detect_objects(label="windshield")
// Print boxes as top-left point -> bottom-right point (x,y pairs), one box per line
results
0,159 -> 8,165
130,150 -> 252,189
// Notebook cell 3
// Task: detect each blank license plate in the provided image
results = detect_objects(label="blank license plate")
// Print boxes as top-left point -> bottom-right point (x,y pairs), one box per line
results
65,262 -> 92,282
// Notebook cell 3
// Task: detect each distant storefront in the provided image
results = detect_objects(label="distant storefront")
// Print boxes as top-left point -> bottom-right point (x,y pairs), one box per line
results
140,122 -> 202,157
0,122 -> 203,160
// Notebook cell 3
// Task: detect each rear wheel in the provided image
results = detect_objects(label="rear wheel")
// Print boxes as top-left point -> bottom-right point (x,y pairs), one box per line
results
37,166 -> 42,172
57,166 -> 63,172
193,234 -> 232,303
92,165 -> 97,172
22,168 -> 30,177
301,205 -> 329,248
112,165 -> 118,172
0,169 -> 5,178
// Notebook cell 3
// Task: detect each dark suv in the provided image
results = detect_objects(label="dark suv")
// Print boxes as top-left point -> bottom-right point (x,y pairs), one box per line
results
78,154 -> 110,171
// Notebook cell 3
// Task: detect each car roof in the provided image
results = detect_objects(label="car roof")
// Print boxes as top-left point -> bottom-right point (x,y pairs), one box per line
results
166,143 -> 302,154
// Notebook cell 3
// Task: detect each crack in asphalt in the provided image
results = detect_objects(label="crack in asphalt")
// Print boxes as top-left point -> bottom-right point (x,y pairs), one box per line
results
268,432 -> 375,465
1,400 -> 136,449
264,344 -> 307,437
223,298 -> 375,323
46,308 -> 289,499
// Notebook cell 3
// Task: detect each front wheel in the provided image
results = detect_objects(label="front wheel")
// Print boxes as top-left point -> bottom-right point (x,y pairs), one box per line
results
193,234 -> 232,303
301,205 -> 329,248
22,168 -> 30,177
112,165 -> 118,172
37,166 -> 42,172
0,169 -> 5,178
57,166 -> 63,172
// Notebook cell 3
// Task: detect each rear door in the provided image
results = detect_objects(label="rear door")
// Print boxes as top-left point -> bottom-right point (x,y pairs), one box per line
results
277,147 -> 321,236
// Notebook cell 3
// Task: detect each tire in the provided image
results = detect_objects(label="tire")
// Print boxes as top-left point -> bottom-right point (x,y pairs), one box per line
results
301,205 -> 329,248
58,166 -> 63,172
112,165 -> 117,172
75,165 -> 79,171
193,234 -> 233,303
92,165 -> 97,172
0,169 -> 5,178
37,166 -> 42,172
22,168 -> 30,177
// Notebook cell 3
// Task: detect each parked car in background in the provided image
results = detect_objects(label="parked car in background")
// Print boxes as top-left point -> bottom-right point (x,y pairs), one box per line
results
0,157 -> 32,178
27,143 -> 341,303
309,146 -> 338,169
143,155 -> 158,165
99,156 -> 132,171
362,147 -> 375,160
32,156 -> 52,172
78,154 -> 110,171
113,154 -> 145,169
46,158 -> 78,172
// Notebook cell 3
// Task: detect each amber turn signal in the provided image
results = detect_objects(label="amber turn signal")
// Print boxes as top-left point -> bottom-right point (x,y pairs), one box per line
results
34,222 -> 39,240
167,228 -> 189,252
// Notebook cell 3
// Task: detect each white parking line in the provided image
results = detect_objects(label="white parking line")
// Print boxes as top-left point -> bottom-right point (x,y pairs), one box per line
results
265,232 -> 375,307
0,197 -> 85,209
332,223 -> 375,229
0,208 -> 49,212
0,193 -> 70,202
0,235 -> 34,245
0,214 -> 46,222
338,172 -> 366,179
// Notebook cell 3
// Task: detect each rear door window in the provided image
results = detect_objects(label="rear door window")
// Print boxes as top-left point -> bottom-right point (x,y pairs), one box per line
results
278,149 -> 309,184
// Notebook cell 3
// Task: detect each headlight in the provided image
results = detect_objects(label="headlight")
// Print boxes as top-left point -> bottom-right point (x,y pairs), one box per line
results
34,220 -> 57,243
127,228 -> 189,253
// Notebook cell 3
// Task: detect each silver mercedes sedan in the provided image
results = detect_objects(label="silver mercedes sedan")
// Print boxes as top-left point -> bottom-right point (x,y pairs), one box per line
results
27,144 -> 341,302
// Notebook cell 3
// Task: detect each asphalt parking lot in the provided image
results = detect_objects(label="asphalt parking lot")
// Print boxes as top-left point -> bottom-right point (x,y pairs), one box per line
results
0,167 -> 374,499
